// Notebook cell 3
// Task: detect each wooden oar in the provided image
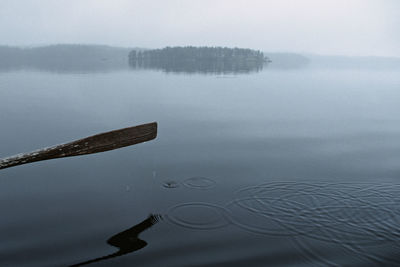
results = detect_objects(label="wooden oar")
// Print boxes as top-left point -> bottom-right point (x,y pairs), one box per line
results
0,122 -> 157,170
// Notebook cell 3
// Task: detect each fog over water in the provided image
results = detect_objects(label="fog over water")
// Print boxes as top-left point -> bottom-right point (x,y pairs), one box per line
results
0,0 -> 399,57
1,1 -> 400,266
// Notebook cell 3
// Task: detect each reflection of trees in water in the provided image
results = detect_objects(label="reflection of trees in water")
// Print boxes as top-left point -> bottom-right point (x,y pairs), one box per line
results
130,59 -> 265,74
129,46 -> 268,74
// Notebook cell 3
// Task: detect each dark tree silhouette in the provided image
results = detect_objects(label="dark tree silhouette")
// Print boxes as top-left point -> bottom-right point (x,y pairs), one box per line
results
129,46 -> 269,74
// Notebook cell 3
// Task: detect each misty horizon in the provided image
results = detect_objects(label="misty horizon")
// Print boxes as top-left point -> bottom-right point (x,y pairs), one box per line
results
2,43 -> 400,59
0,0 -> 399,57
1,44 -> 400,75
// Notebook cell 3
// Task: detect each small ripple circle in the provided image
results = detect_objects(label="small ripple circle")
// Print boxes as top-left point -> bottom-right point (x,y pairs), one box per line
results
165,202 -> 229,230
182,177 -> 216,190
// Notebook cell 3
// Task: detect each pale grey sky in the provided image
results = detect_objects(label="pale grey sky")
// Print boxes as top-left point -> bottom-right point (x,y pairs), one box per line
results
0,0 -> 399,56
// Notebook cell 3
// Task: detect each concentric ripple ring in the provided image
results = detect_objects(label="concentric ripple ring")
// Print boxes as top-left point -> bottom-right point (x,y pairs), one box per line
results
182,177 -> 217,190
165,202 -> 229,230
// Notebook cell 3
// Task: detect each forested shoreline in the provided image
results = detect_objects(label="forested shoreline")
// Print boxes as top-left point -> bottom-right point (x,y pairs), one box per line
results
2,44 -> 398,74
128,46 -> 268,74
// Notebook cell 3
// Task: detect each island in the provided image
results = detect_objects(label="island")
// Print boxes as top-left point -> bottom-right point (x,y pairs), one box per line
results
128,46 -> 269,74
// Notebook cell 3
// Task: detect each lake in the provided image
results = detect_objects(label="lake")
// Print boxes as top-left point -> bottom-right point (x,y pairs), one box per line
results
1,64 -> 400,266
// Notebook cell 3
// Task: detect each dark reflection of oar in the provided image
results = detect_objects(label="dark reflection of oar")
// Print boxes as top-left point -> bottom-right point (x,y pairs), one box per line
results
70,214 -> 162,267
0,122 -> 157,170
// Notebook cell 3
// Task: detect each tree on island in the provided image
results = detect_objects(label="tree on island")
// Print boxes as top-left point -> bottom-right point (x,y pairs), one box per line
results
128,46 -> 269,74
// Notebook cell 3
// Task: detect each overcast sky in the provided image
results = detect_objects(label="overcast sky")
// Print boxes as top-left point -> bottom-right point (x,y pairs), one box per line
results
0,0 -> 399,56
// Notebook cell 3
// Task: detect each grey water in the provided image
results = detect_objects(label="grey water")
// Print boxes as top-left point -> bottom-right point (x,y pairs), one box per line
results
0,63 -> 400,266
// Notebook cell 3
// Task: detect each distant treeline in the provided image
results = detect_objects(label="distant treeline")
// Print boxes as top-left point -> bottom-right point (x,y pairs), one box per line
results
129,46 -> 268,74
0,45 -> 132,73
2,44 -> 399,74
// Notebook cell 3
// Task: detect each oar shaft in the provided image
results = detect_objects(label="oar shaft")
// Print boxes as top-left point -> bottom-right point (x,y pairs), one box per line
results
0,122 -> 157,170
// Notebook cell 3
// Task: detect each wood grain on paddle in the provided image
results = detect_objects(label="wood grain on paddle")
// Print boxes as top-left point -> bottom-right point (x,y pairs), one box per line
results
0,122 -> 157,170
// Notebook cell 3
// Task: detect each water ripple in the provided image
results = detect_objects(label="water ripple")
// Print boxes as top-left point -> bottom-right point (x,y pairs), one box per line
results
182,177 -> 217,190
165,202 -> 229,230
224,182 -> 400,265
162,181 -> 180,189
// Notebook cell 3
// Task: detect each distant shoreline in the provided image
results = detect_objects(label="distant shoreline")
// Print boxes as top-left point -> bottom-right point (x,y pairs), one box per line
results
1,44 -> 399,73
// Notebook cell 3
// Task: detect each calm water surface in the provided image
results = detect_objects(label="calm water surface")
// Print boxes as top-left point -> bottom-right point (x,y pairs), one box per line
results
0,65 -> 400,266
